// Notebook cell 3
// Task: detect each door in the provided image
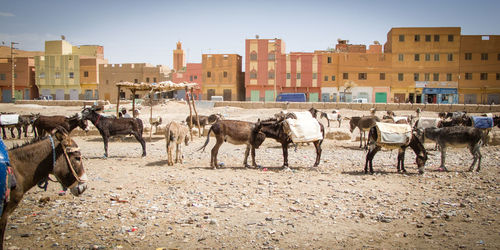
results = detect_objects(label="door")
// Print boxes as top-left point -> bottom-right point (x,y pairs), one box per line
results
264,90 -> 274,102
250,90 -> 260,102
207,89 -> 215,101
321,93 -> 330,102
487,94 -> 500,105
24,89 -> 30,100
84,90 -> 93,100
464,94 -> 476,104
394,93 -> 405,103
309,93 -> 319,102
2,89 -> 11,103
375,92 -> 387,103
69,89 -> 79,100
223,89 -> 232,101
56,89 -> 65,100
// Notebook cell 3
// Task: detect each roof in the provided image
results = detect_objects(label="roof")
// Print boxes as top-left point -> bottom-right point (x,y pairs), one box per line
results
115,81 -> 198,92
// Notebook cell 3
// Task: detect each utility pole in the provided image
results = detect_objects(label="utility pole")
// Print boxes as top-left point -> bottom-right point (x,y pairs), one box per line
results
274,40 -> 279,101
10,42 -> 19,103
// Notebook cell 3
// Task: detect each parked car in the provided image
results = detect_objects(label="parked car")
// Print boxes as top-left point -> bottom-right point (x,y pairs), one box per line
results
352,98 -> 368,103
276,93 -> 306,102
35,95 -> 53,101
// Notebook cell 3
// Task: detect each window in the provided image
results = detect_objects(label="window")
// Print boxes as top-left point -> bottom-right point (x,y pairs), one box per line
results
250,52 -> 257,61
446,73 -> 452,81
324,75 -> 328,81
250,72 -> 257,79
146,77 -> 150,83
497,73 -> 500,80
296,73 -> 301,79
448,35 -> 454,42
433,73 -> 439,81
190,75 -> 193,81
398,54 -> 404,61
414,54 -> 420,61
55,72 -> 60,79
414,35 -> 420,42
448,53 -> 453,61
331,75 -> 335,81
465,53 -> 472,60
84,71 -> 89,77
69,72 -> 74,79
327,57 -> 332,63
380,73 -> 385,80
268,53 -> 275,61
465,73 -> 472,80
414,73 -> 419,81
399,35 -> 405,42
0,74 -> 5,80
425,54 -> 431,61
134,79 -> 138,83
154,77 -> 157,82
223,71 -> 228,78
398,73 -> 404,81
286,73 -> 291,79
39,72 -> 45,79
268,71 -> 275,79
481,53 -> 488,60
358,73 -> 367,80
434,35 -> 440,42
424,73 -> 430,81
425,35 -> 431,42
343,73 -> 348,79
434,54 -> 440,61
312,73 -> 317,79
480,73 -> 488,80
207,72 -> 211,78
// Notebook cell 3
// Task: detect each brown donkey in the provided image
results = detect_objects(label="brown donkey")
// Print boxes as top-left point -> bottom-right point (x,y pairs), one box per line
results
198,120 -> 266,169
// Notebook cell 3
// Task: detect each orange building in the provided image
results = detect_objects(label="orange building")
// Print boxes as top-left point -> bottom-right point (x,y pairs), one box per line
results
0,57 -> 36,102
202,54 -> 244,101
173,41 -> 186,72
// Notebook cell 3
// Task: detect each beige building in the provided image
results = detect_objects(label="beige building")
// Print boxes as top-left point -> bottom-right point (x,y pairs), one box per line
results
202,54 -> 244,101
98,63 -> 169,102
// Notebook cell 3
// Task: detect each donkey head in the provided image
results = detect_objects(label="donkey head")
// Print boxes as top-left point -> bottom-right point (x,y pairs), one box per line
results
51,127 -> 87,196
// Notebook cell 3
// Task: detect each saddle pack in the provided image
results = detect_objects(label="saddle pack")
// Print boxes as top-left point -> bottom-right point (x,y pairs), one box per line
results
472,116 -> 494,129
284,111 -> 323,143
375,122 -> 412,146
0,114 -> 19,126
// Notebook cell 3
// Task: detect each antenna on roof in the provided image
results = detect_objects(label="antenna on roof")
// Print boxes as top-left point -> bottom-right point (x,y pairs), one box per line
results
256,35 -> 259,39
61,35 -> 66,40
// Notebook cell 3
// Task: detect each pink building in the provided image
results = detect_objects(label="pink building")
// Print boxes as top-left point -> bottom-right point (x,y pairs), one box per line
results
171,63 -> 202,99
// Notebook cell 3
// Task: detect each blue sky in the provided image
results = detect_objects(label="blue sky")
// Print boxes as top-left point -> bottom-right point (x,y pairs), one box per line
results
1,0 -> 499,68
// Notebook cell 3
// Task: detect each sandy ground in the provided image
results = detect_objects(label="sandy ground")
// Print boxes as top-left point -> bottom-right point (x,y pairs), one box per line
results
0,102 -> 499,249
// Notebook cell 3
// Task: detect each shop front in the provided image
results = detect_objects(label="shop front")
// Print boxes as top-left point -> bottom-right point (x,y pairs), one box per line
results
422,88 -> 458,104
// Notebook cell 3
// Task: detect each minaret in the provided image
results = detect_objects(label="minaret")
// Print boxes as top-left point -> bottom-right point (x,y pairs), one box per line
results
173,41 -> 186,71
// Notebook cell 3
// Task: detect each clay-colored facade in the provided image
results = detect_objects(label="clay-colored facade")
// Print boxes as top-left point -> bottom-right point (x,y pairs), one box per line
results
0,57 -> 36,102
202,54 -> 244,101
98,63 -> 169,102
173,42 -> 186,72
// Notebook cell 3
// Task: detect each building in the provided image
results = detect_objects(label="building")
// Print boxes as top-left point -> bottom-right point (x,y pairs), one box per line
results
171,63 -> 202,100
34,40 -> 105,100
98,63 -> 169,102
459,35 -> 500,104
245,38 -> 285,101
173,41 -> 186,72
0,57 -> 36,102
202,54 -> 244,101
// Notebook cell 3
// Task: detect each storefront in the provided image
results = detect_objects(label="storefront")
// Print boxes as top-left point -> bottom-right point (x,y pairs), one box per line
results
422,88 -> 458,104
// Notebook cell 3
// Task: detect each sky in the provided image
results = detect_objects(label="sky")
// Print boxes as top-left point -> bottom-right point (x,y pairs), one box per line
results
1,0 -> 500,68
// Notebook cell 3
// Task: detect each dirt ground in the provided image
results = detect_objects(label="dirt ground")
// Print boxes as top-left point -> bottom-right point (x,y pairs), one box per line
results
1,102 -> 499,249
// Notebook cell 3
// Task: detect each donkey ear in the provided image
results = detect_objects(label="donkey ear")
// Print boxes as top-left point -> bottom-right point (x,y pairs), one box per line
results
52,126 -> 69,141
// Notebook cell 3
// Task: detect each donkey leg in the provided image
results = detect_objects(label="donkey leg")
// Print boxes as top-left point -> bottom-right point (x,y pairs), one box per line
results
439,146 -> 448,171
243,145 -> 250,168
211,140 -> 223,169
167,141 -> 173,166
250,146 -> 260,168
1,127 -> 5,139
132,132 -> 147,157
176,144 -> 181,163
313,140 -> 322,167
359,131 -> 363,148
476,146 -> 482,172
282,143 -> 290,169
103,136 -> 109,158
397,147 -> 407,173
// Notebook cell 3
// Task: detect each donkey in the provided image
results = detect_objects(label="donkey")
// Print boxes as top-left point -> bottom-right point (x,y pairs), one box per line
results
186,114 -> 222,135
364,126 -> 428,174
320,110 -> 342,128
254,112 -> 324,169
165,121 -> 190,166
33,113 -> 88,138
422,126 -> 483,172
349,116 -> 381,148
81,107 -> 146,158
198,120 -> 266,169
0,127 -> 87,247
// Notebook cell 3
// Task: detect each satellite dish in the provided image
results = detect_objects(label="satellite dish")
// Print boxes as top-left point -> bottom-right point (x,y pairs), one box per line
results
61,35 -> 66,40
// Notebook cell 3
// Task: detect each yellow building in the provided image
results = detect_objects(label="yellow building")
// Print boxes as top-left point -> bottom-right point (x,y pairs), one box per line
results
202,54 -> 244,101
459,35 -> 500,104
385,27 -> 461,103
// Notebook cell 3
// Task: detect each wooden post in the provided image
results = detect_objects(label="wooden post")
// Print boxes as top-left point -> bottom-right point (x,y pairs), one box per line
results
149,90 -> 154,142
116,86 -> 121,117
132,89 -> 136,118
190,87 -> 202,137
186,87 -> 194,140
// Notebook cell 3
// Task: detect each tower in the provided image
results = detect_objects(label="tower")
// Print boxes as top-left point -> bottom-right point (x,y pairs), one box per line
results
173,41 -> 186,71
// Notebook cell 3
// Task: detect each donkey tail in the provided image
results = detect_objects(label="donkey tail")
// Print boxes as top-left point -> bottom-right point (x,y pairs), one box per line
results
197,125 -> 214,152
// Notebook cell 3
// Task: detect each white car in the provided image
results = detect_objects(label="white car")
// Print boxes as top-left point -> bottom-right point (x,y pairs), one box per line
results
352,98 -> 368,103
